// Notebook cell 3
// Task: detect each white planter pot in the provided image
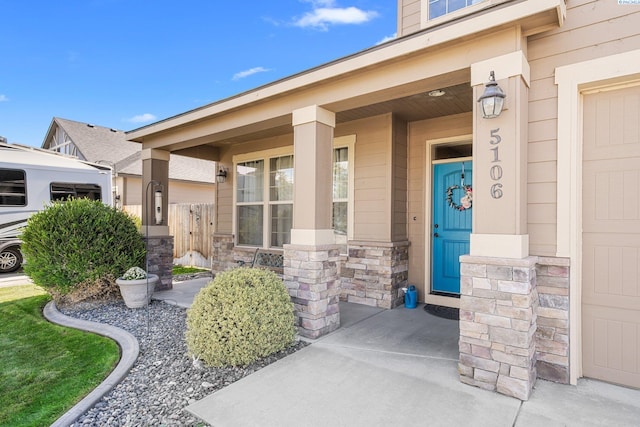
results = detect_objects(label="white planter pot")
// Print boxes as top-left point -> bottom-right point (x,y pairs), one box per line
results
116,274 -> 158,308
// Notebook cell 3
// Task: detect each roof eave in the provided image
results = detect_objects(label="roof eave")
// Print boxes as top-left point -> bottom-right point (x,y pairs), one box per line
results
126,0 -> 565,141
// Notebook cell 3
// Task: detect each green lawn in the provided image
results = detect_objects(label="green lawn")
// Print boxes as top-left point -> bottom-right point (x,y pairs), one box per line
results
0,285 -> 120,427
172,265 -> 209,275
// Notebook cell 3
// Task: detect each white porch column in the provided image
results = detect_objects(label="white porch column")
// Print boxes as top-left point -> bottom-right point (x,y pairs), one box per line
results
284,105 -> 340,339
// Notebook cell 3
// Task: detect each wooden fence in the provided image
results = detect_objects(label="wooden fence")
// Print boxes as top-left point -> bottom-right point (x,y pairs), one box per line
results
123,203 -> 215,269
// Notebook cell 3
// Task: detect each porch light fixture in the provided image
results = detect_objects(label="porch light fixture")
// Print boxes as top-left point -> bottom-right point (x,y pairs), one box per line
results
216,167 -> 228,184
428,89 -> 446,97
478,71 -> 506,119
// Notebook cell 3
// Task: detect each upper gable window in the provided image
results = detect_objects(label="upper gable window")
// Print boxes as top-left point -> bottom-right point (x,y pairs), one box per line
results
428,0 -> 484,20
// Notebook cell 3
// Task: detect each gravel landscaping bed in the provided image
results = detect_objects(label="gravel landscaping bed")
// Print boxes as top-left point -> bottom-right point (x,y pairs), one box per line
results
60,300 -> 307,426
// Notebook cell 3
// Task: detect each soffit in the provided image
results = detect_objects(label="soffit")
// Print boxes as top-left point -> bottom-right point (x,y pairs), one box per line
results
128,1 -> 563,147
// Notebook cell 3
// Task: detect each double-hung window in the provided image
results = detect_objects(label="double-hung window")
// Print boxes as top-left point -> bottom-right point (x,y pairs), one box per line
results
235,149 -> 294,248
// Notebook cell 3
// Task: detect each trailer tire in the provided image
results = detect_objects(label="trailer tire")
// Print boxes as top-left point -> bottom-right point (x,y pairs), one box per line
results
0,246 -> 22,273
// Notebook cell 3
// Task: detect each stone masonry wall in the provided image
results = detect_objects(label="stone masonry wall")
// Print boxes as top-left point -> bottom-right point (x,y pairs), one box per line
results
340,241 -> 409,309
459,255 -> 539,401
211,233 -> 235,274
535,256 -> 570,384
145,235 -> 174,290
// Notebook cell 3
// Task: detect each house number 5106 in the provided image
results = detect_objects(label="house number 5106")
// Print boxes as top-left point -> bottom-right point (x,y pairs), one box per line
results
489,128 -> 503,199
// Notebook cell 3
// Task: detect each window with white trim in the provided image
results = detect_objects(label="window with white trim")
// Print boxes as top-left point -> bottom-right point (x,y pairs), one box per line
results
269,155 -> 294,247
332,135 -> 355,254
428,0 -> 484,20
332,147 -> 349,250
236,159 -> 265,246
234,137 -> 354,251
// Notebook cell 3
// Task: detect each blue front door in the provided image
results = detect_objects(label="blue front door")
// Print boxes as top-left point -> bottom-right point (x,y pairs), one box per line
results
432,161 -> 472,295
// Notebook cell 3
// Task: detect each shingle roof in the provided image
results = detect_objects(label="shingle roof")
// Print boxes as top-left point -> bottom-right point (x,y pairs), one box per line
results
44,118 -> 215,184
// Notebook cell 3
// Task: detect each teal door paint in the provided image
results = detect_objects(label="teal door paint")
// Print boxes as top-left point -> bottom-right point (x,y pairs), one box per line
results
432,161 -> 472,295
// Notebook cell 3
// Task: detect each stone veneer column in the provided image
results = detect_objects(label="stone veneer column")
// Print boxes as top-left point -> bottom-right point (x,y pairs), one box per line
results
340,241 -> 409,309
284,244 -> 341,339
535,257 -> 570,384
211,233 -> 235,274
459,255 -> 538,400
144,235 -> 174,290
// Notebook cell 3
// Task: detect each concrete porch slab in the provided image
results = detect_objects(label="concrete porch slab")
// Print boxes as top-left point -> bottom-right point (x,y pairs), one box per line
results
186,305 -> 521,427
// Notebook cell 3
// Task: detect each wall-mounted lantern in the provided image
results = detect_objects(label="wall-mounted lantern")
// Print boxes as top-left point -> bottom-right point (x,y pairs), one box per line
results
216,167 -> 228,184
478,71 -> 506,119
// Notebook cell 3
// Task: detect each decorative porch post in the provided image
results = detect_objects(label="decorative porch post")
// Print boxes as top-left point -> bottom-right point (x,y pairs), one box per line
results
284,105 -> 341,339
141,148 -> 174,290
459,51 -> 538,400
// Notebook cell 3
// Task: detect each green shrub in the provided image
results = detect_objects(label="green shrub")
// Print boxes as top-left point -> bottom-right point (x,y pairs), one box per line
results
21,198 -> 146,299
186,267 -> 296,367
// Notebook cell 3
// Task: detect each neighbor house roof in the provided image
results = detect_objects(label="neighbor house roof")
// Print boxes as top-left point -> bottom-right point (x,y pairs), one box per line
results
42,117 -> 215,184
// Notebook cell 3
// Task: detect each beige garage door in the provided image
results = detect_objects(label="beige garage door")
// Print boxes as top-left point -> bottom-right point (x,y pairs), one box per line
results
582,84 -> 640,389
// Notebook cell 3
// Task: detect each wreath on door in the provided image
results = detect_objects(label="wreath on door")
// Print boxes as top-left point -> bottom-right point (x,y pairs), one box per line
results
446,184 -> 472,211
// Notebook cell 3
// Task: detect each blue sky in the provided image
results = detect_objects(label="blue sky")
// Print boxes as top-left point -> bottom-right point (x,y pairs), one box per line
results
0,0 -> 396,147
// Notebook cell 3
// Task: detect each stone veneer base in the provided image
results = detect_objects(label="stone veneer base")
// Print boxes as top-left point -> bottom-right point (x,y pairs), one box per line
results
340,240 -> 409,309
144,235 -> 174,291
459,255 -> 539,401
283,244 -> 341,339
211,233 -> 236,274
535,256 -> 570,384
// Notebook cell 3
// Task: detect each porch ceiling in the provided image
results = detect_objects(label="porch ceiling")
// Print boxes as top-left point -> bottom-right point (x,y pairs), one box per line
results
336,82 -> 472,123
191,82 -> 473,147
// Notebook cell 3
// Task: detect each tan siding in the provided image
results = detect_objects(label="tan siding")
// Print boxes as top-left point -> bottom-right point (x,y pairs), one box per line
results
529,120 -> 557,144
529,98 -> 557,123
392,115 -> 408,241
527,0 -> 640,256
529,223 -> 557,255
407,112 -> 472,301
119,176 -> 213,206
528,182 -> 556,204
528,161 -> 556,183
398,0 -> 421,37
529,77 -> 557,102
122,176 -> 142,205
338,115 -> 392,241
528,203 -> 556,224
528,140 -> 557,162
169,181 -> 215,204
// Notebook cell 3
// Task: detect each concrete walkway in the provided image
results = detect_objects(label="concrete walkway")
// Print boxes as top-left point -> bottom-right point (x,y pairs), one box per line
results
155,280 -> 640,427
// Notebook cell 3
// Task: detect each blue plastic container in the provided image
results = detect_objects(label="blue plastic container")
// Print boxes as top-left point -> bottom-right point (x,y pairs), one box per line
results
405,285 -> 418,309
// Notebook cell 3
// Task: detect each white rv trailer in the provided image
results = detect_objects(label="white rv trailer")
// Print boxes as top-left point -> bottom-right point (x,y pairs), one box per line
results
0,143 -> 113,273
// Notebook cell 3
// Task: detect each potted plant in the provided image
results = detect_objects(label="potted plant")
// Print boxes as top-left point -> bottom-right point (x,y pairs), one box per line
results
116,266 -> 158,308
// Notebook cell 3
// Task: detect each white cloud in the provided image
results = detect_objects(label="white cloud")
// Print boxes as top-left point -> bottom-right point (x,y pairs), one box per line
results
232,67 -> 271,81
294,1 -> 379,30
0,94 -> 8,102
376,33 -> 396,45
127,113 -> 157,123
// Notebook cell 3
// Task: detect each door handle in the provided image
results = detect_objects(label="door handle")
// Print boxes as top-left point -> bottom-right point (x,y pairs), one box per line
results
434,232 -> 439,238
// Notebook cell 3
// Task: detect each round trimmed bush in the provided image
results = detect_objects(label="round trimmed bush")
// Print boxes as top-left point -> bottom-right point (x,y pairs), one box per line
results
186,267 -> 296,367
21,198 -> 146,300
